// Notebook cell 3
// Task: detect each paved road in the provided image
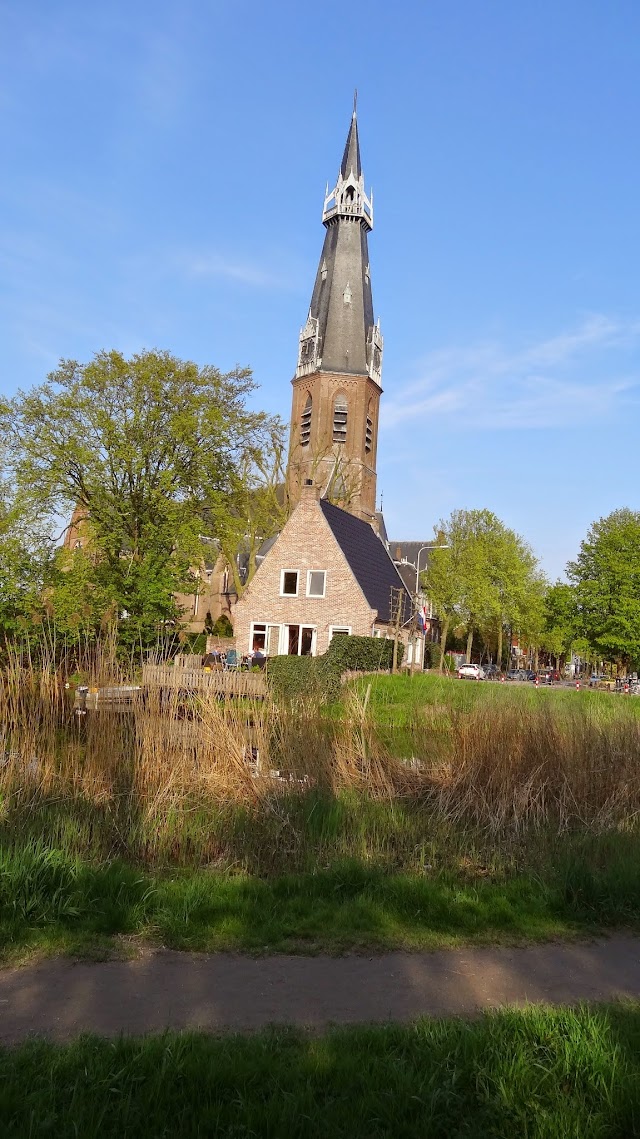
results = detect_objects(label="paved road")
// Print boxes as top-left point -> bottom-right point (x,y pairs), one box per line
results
1,936 -> 640,1042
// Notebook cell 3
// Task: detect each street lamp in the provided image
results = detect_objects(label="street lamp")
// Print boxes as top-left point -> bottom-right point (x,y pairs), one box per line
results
414,544 -> 449,600
410,543 -> 449,673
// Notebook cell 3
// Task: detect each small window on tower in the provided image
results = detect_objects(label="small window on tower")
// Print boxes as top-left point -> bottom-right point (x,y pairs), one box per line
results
365,400 -> 373,454
300,395 -> 312,447
333,394 -> 348,443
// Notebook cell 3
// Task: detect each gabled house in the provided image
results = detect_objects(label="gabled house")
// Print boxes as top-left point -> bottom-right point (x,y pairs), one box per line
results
232,482 -> 412,657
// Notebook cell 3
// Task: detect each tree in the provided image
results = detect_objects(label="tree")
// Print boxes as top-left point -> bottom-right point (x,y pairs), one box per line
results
568,508 -> 640,669
0,460 -> 50,643
215,419 -> 289,598
2,350 -> 278,649
541,581 -> 577,668
422,545 -> 461,672
424,509 -> 542,666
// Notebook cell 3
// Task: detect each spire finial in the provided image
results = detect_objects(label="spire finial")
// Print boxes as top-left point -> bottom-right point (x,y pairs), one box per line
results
353,88 -> 357,117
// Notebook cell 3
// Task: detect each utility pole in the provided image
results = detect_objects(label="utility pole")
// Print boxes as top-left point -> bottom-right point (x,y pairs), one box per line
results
389,587 -> 405,674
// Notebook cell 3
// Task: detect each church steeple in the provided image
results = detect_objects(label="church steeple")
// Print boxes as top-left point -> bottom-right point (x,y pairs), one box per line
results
288,104 -> 383,525
295,105 -> 382,384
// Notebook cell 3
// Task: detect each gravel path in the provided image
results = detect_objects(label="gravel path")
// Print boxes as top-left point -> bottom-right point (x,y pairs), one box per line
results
2,936 -> 640,1043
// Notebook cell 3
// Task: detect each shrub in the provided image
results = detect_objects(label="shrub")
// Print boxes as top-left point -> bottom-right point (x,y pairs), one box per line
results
423,640 -> 441,669
267,636 -> 404,701
212,614 -> 233,637
325,634 -> 402,672
266,654 -> 341,701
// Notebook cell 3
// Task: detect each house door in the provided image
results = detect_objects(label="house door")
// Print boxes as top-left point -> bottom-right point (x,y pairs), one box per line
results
286,624 -> 316,656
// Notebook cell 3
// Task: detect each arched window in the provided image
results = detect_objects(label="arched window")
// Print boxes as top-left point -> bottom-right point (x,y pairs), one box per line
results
365,400 -> 373,454
333,394 -> 348,444
300,395 -> 312,447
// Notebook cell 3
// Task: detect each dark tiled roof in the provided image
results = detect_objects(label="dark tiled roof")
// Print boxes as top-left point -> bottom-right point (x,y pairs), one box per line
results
320,500 -> 411,624
389,541 -> 436,570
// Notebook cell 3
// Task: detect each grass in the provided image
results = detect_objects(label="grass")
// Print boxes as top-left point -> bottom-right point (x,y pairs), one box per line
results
4,827 -> 640,961
2,1004 -> 640,1136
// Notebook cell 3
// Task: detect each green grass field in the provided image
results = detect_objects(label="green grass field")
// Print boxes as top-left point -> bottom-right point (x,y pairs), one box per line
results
2,1004 -> 639,1137
3,825 -> 640,962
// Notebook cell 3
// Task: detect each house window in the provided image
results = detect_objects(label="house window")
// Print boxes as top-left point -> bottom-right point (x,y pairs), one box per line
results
300,395 -> 312,447
333,394 -> 348,443
251,622 -> 280,655
329,626 -> 351,641
281,570 -> 299,596
307,570 -> 326,598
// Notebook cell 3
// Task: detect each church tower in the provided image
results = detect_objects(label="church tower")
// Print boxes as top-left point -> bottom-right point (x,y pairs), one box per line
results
287,103 -> 383,523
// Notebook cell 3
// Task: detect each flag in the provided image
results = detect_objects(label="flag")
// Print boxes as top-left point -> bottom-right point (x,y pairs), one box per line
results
417,605 -> 428,633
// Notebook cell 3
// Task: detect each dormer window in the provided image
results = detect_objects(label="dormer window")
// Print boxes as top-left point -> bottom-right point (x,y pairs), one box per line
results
333,394 -> 348,443
300,395 -> 312,447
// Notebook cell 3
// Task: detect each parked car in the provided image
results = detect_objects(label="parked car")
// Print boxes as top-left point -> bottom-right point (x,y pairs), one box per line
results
506,669 -> 521,681
534,670 -> 560,684
458,663 -> 485,680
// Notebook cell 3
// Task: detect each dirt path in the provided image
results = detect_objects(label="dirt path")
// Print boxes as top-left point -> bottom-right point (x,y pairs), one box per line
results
2,936 -> 640,1043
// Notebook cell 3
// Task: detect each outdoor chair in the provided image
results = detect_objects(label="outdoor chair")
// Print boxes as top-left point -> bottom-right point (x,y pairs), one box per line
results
224,649 -> 240,670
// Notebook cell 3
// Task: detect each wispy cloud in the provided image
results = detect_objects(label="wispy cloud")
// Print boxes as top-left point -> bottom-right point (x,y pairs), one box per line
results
179,251 -> 284,288
384,315 -> 640,430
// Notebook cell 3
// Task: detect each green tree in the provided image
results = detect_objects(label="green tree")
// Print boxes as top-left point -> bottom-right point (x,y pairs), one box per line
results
541,581 -> 577,668
426,509 -> 540,665
568,508 -> 640,669
3,350 -> 277,649
215,420 -> 289,598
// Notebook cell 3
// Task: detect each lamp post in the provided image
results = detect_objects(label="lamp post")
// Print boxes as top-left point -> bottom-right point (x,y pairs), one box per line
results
412,543 -> 449,671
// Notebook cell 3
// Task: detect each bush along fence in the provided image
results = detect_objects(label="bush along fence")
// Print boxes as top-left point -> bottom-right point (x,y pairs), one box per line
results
266,636 -> 403,700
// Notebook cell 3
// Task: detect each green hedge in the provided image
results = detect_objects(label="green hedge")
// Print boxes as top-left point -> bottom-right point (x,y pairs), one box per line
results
325,634 -> 402,672
266,654 -> 341,701
266,635 -> 403,701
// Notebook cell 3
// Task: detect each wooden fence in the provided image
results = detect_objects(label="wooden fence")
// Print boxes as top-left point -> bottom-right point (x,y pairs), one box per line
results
141,664 -> 266,699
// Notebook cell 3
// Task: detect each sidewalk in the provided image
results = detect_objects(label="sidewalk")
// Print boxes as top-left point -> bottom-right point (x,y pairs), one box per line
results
2,935 -> 640,1043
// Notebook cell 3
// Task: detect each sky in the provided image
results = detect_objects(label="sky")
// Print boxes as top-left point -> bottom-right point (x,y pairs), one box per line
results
1,0 -> 639,579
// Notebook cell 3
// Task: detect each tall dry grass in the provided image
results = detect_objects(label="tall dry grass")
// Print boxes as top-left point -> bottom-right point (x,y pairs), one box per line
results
3,653 -> 640,870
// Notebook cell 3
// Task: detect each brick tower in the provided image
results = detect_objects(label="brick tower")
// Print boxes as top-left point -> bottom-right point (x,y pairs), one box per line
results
287,101 -> 383,524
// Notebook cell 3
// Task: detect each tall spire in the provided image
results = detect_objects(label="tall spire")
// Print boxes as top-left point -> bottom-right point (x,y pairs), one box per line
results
340,94 -> 362,179
295,105 -> 382,383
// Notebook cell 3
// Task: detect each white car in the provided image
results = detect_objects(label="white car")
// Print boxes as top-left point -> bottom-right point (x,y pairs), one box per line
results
458,663 -> 485,680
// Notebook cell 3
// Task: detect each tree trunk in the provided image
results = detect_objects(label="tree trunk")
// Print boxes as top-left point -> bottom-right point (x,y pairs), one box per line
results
466,625 -> 474,663
438,616 -> 450,673
497,621 -> 503,670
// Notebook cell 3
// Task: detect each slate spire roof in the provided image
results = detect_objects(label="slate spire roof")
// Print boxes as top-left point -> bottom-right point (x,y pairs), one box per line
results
296,106 -> 381,382
320,499 -> 411,624
340,107 -> 362,179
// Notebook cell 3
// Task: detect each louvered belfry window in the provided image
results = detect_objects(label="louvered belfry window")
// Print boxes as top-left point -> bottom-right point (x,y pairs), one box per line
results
300,395 -> 312,447
333,394 -> 348,443
365,402 -> 373,454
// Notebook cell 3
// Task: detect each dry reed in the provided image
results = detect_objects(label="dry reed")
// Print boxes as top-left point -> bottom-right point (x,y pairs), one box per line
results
3,652 -> 640,868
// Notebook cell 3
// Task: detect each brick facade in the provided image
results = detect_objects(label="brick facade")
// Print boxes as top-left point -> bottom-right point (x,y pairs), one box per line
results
233,485 -> 378,656
288,369 -> 380,524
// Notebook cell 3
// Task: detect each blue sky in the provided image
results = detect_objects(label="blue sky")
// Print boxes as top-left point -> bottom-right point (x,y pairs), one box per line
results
1,0 -> 639,579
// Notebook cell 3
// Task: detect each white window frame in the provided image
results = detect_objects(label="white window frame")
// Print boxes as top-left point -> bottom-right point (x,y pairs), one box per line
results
280,569 -> 299,597
250,621 -> 282,655
329,625 -> 351,642
286,623 -> 317,656
306,570 -> 326,598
